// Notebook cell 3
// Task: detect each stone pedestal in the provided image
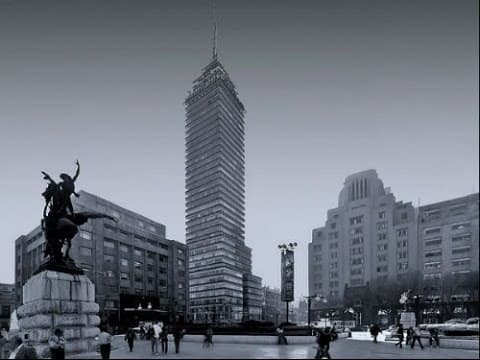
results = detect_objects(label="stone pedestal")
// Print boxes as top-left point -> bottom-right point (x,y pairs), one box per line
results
16,271 -> 100,357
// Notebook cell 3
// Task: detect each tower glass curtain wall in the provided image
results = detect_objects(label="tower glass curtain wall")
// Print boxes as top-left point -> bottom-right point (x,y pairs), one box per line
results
185,52 -> 252,324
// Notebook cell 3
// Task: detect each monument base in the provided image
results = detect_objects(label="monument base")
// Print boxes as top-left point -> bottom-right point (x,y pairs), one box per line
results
399,311 -> 416,328
16,270 -> 100,357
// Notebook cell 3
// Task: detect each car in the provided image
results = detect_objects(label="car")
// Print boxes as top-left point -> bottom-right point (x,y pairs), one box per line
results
466,317 -> 479,325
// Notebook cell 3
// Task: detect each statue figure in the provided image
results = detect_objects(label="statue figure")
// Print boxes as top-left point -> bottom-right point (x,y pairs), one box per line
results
38,160 -> 116,274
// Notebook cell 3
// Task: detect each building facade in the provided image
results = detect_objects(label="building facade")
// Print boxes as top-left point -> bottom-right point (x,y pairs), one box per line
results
262,286 -> 285,325
418,193 -> 479,319
0,283 -> 15,329
308,170 -> 417,305
308,169 -> 479,324
15,190 -> 188,329
185,32 -> 261,323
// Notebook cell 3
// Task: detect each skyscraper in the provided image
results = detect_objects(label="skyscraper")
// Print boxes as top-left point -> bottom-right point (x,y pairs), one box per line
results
185,25 -> 261,323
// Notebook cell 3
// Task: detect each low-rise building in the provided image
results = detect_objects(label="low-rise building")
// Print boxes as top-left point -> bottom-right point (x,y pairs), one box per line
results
0,283 -> 15,329
15,190 -> 188,330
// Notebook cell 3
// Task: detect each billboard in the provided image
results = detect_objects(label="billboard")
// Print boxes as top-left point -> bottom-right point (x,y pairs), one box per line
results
281,249 -> 294,302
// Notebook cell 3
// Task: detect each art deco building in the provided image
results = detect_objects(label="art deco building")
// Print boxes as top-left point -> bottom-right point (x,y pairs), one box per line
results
308,170 -> 417,306
185,27 -> 262,323
0,283 -> 15,329
15,190 -> 188,329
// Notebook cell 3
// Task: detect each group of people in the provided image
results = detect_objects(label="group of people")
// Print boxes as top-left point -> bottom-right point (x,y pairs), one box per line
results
138,321 -> 184,355
394,324 -> 440,350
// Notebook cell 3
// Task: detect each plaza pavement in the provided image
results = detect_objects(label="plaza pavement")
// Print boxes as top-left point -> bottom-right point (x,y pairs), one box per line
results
71,334 -> 480,359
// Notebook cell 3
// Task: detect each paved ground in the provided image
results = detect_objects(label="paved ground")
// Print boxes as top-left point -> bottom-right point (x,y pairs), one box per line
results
72,335 -> 480,359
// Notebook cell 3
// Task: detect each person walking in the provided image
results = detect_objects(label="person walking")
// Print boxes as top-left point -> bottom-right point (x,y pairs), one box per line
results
410,326 -> 424,350
124,328 -> 136,353
173,326 -> 182,354
428,327 -> 440,348
370,323 -> 380,343
97,326 -> 113,360
395,323 -> 404,348
11,334 -> 38,359
405,327 -> 413,346
203,326 -> 213,348
160,325 -> 169,354
315,328 -> 331,360
152,322 -> 161,355
0,328 -> 9,359
48,328 -> 65,360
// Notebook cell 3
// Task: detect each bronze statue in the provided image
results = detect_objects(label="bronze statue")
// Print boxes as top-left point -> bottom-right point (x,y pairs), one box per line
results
38,160 -> 116,274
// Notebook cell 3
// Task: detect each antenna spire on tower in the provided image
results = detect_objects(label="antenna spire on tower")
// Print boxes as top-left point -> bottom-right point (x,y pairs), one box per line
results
212,1 -> 218,60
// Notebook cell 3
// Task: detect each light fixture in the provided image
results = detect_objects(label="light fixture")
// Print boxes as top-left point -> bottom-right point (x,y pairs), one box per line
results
147,302 -> 152,310
137,303 -> 143,310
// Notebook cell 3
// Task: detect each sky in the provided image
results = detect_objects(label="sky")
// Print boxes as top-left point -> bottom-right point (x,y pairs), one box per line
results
0,0 -> 478,301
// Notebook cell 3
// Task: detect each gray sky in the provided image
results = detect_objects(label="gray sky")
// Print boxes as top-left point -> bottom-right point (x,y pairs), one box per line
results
0,0 -> 478,301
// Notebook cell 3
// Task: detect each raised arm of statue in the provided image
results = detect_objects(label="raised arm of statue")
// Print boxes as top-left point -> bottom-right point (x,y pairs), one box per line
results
73,160 -> 80,182
41,171 -> 56,185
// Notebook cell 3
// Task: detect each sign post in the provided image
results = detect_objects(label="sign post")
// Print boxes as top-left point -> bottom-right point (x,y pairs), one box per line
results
279,243 -> 297,324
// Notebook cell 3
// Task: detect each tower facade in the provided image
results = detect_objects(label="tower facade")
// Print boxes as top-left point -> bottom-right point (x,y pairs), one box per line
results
185,42 -> 256,323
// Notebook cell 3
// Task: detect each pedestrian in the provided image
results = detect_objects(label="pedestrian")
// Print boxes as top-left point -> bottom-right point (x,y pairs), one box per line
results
315,328 -> 331,360
410,326 -> 424,350
97,326 -> 113,360
124,328 -> 136,352
0,328 -> 9,359
395,323 -> 404,348
11,333 -> 38,359
370,323 -> 380,343
428,328 -> 440,348
152,322 -> 161,355
276,327 -> 288,345
173,326 -> 182,354
203,326 -> 213,348
48,328 -> 65,360
160,325 -> 168,353
139,325 -> 145,341
406,327 -> 413,346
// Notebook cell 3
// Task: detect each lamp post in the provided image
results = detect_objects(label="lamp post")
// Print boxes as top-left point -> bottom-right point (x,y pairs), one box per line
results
305,294 -> 326,334
278,242 -> 297,324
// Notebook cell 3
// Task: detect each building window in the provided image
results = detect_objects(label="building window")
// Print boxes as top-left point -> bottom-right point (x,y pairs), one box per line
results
351,258 -> 364,265
120,272 -> 129,281
104,240 -> 115,249
351,236 -> 364,245
138,220 -> 145,228
376,222 -> 388,230
328,232 -> 338,240
330,252 -> 338,259
120,258 -> 129,267
424,261 -> 442,270
452,233 -> 472,242
351,247 -> 364,255
351,268 -> 363,275
330,222 -> 337,229
105,270 -> 114,278
397,262 -> 408,271
378,254 -> 387,262
178,282 -> 185,289
452,258 -> 471,267
449,204 -> 467,215
148,225 -> 157,233
377,232 -> 387,241
134,249 -> 143,257
397,251 -> 408,259
79,247 -> 92,257
451,222 -> 471,231
377,244 -> 388,252
177,248 -> 184,255
329,242 -> 338,249
147,277 -> 154,284
80,231 -> 92,240
424,227 -> 441,236
134,275 -> 143,283
376,265 -> 388,273
423,209 -> 441,218
452,246 -> 471,255
120,244 -> 129,253
329,262 -> 338,269
350,216 -> 364,225
396,228 -> 408,237
104,255 -> 115,264
134,261 -> 143,269
378,211 -> 386,219
177,259 -> 185,267
401,212 -> 408,220
425,250 -> 442,258
425,237 -> 442,246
